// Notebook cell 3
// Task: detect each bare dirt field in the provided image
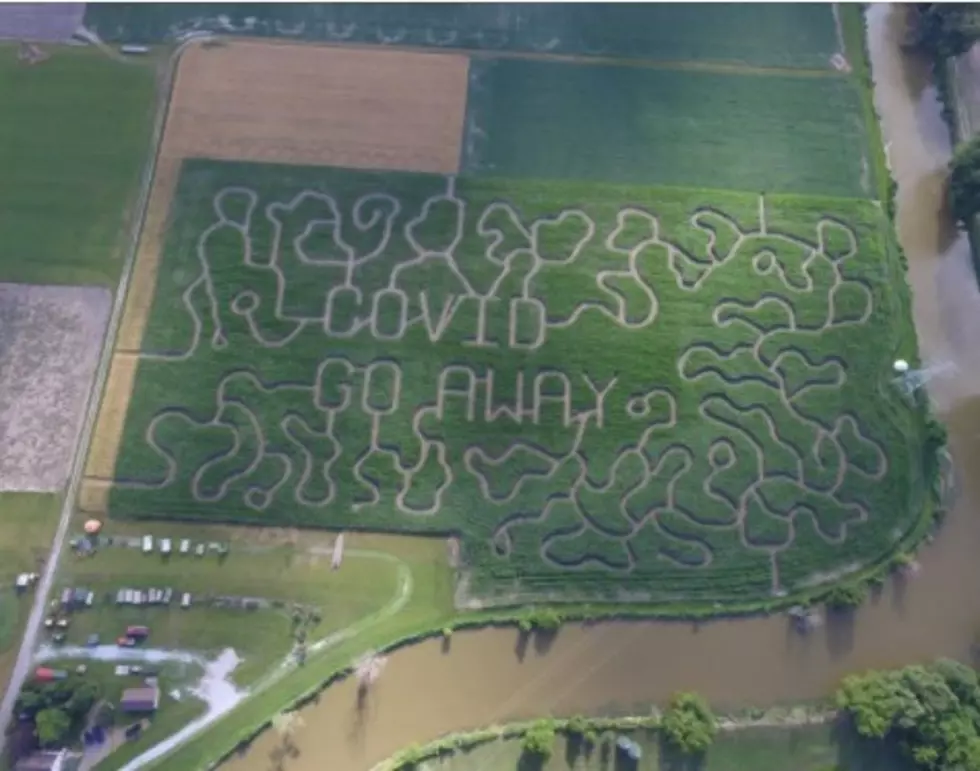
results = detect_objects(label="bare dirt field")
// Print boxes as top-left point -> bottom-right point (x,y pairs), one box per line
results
0,284 -> 110,491
85,37 -> 470,491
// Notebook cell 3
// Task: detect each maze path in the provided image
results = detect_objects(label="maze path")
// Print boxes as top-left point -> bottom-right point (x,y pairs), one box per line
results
116,177 -> 900,596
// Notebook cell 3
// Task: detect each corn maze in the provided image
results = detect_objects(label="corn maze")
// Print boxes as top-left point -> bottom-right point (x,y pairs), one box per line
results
110,161 -> 921,603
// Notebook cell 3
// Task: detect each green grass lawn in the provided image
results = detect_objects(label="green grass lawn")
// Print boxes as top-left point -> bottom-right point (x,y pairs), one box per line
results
106,160 -> 926,605
416,722 -> 914,771
54,522 -> 451,687
83,3 -> 840,69
462,59 -> 870,196
0,45 -> 158,286
0,493 -> 62,693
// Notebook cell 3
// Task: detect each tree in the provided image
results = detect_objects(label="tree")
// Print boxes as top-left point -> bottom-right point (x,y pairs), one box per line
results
521,720 -> 556,759
951,136 -> 980,225
660,692 -> 717,755
64,682 -> 99,719
15,688 -> 45,716
34,708 -> 70,748
913,4 -> 980,59
836,660 -> 980,771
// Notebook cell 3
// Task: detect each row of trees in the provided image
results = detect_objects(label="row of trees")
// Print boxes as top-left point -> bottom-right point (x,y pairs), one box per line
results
519,692 -> 718,763
910,4 -> 980,225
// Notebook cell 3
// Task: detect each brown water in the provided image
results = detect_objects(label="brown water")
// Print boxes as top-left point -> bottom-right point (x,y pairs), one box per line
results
222,6 -> 980,771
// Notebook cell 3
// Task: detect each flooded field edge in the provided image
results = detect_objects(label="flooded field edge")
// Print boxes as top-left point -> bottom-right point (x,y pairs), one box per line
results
185,6 -> 980,771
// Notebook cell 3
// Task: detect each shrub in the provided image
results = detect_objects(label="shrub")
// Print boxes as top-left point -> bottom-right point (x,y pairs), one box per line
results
660,692 -> 717,755
824,583 -> 867,611
521,720 -> 557,759
520,608 -> 564,632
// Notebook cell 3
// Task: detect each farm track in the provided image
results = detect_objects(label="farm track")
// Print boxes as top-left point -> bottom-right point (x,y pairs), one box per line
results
0,35 -> 194,759
217,34 -> 845,80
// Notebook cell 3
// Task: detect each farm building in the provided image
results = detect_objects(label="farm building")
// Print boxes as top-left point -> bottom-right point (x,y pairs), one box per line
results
120,685 -> 159,713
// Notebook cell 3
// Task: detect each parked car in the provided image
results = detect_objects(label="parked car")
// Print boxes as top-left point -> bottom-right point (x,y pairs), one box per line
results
126,625 -> 150,640
117,636 -> 136,647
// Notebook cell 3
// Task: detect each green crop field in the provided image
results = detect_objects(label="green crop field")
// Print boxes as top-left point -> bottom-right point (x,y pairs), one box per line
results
462,59 -> 870,197
106,159 -> 924,604
84,3 -> 840,70
0,45 -> 158,286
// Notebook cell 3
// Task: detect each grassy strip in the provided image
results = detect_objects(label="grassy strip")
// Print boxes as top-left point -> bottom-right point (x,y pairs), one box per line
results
0,494 -> 63,694
377,716 -> 662,771
372,707 -> 836,771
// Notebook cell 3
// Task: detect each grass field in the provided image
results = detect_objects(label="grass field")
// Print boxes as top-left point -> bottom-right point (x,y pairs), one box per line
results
462,59 -> 870,196
0,493 -> 62,694
102,159 -> 924,604
0,45 -> 158,286
419,722 -> 913,771
54,521 -> 452,686
83,3 -> 841,70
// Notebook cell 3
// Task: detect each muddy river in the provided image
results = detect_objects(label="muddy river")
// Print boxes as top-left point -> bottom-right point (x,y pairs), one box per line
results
221,6 -> 980,770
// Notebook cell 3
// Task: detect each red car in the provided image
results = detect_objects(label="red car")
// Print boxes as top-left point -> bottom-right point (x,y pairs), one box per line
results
126,625 -> 149,639
116,636 -> 136,647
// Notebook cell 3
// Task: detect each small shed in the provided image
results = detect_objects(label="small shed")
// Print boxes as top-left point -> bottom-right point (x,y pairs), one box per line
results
120,685 -> 159,713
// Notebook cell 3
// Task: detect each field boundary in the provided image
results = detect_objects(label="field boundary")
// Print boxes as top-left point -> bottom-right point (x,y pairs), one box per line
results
0,34 -> 202,758
213,33 -> 846,80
